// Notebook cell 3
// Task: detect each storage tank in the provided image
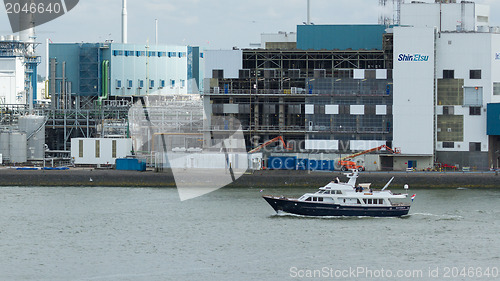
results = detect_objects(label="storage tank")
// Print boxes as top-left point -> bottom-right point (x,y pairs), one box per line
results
0,132 -> 10,163
9,132 -> 27,163
18,115 -> 45,160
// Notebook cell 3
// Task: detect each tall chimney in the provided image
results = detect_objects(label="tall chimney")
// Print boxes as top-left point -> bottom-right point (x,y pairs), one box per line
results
155,19 -> 158,45
307,0 -> 310,25
122,0 -> 128,43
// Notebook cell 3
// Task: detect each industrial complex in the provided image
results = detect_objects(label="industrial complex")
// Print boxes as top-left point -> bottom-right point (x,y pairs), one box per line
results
1,0 -> 500,172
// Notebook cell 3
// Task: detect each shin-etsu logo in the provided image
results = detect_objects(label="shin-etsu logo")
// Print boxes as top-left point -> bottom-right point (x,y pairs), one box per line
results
397,53 -> 429,62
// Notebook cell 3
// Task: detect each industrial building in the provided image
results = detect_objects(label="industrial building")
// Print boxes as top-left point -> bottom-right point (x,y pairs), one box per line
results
203,24 -> 395,170
393,0 -> 497,170
204,0 -> 500,171
2,0 -> 500,172
0,0 -> 206,166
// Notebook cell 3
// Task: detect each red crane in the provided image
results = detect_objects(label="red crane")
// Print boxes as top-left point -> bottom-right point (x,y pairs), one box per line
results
338,145 -> 399,171
248,136 -> 293,153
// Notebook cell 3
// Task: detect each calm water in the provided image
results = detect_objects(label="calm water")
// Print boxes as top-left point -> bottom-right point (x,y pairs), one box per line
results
0,186 -> 499,281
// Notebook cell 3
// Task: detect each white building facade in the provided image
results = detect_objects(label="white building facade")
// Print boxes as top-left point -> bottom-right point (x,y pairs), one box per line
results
393,1 -> 500,170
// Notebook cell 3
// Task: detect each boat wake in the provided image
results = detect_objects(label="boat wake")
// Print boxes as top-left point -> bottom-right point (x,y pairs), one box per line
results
271,210 -> 397,220
411,212 -> 463,220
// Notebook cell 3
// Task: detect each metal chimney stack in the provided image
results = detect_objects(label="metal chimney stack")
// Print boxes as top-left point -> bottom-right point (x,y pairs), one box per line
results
307,0 -> 311,25
122,0 -> 128,43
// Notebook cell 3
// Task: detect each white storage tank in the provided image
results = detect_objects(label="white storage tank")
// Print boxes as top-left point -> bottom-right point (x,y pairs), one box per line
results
0,132 -> 10,163
18,115 -> 45,160
9,132 -> 27,163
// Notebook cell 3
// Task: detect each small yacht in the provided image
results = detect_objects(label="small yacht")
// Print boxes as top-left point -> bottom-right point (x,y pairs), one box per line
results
263,171 -> 412,217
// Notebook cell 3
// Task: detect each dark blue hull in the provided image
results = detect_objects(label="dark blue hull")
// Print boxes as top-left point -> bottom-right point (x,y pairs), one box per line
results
263,196 -> 410,217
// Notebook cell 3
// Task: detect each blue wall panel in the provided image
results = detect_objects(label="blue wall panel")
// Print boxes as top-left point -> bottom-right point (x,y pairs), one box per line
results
297,25 -> 386,51
487,103 -> 500,135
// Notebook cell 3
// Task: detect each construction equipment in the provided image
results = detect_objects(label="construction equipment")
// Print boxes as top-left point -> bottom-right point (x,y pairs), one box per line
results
248,136 -> 292,153
338,145 -> 399,171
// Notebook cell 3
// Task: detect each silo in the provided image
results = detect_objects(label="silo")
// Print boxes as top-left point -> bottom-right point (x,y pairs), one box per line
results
0,132 -> 10,163
18,115 -> 45,160
9,132 -> 27,163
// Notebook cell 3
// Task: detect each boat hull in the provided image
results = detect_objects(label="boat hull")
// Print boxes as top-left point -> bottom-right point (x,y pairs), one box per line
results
263,196 -> 410,217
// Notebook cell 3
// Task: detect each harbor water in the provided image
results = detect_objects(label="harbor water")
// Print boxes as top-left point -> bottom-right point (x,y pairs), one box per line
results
0,186 -> 499,281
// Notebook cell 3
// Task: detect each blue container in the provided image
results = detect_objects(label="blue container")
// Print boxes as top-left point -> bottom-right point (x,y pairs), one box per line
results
116,158 -> 146,171
307,159 -> 335,171
296,158 -> 308,170
267,156 -> 297,170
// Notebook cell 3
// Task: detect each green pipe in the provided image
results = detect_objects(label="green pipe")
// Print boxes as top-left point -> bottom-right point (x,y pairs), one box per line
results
98,60 -> 109,105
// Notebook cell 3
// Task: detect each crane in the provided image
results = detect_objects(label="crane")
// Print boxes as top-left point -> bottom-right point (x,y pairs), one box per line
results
338,145 -> 399,171
248,136 -> 292,153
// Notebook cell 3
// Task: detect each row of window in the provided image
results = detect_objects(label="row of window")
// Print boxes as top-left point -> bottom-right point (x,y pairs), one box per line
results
441,142 -> 481,151
365,198 -> 384,205
443,69 -> 481,79
441,106 -> 482,116
115,79 -> 185,89
305,104 -> 390,115
319,190 -> 342,195
304,196 -> 384,204
305,197 -> 324,202
112,50 -> 190,58
78,140 -> 117,158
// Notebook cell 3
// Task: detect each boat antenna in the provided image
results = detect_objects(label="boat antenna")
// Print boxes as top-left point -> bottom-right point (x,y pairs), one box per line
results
381,177 -> 395,191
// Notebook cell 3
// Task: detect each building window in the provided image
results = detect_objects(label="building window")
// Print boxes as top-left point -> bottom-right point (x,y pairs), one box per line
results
494,83 -> 500,95
170,79 -> 175,88
127,79 -> 133,89
115,79 -> 122,89
438,115 -> 464,142
469,142 -> 481,152
79,140 -> 83,158
112,140 -> 117,158
443,106 -> 454,115
443,70 -> 454,79
181,79 -> 185,88
149,80 -> 154,89
437,79 -> 464,105
469,106 -> 481,115
95,140 -> 100,158
470,70 -> 481,79
443,142 -> 454,148
160,80 -> 165,88
138,80 -> 144,89
464,87 -> 482,106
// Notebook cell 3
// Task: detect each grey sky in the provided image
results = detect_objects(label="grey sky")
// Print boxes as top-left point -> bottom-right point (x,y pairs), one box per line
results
1,0 -> 500,76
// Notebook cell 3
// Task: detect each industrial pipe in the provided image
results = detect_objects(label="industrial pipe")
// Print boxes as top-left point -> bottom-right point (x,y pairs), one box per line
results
98,60 -> 109,105
44,80 -> 49,99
